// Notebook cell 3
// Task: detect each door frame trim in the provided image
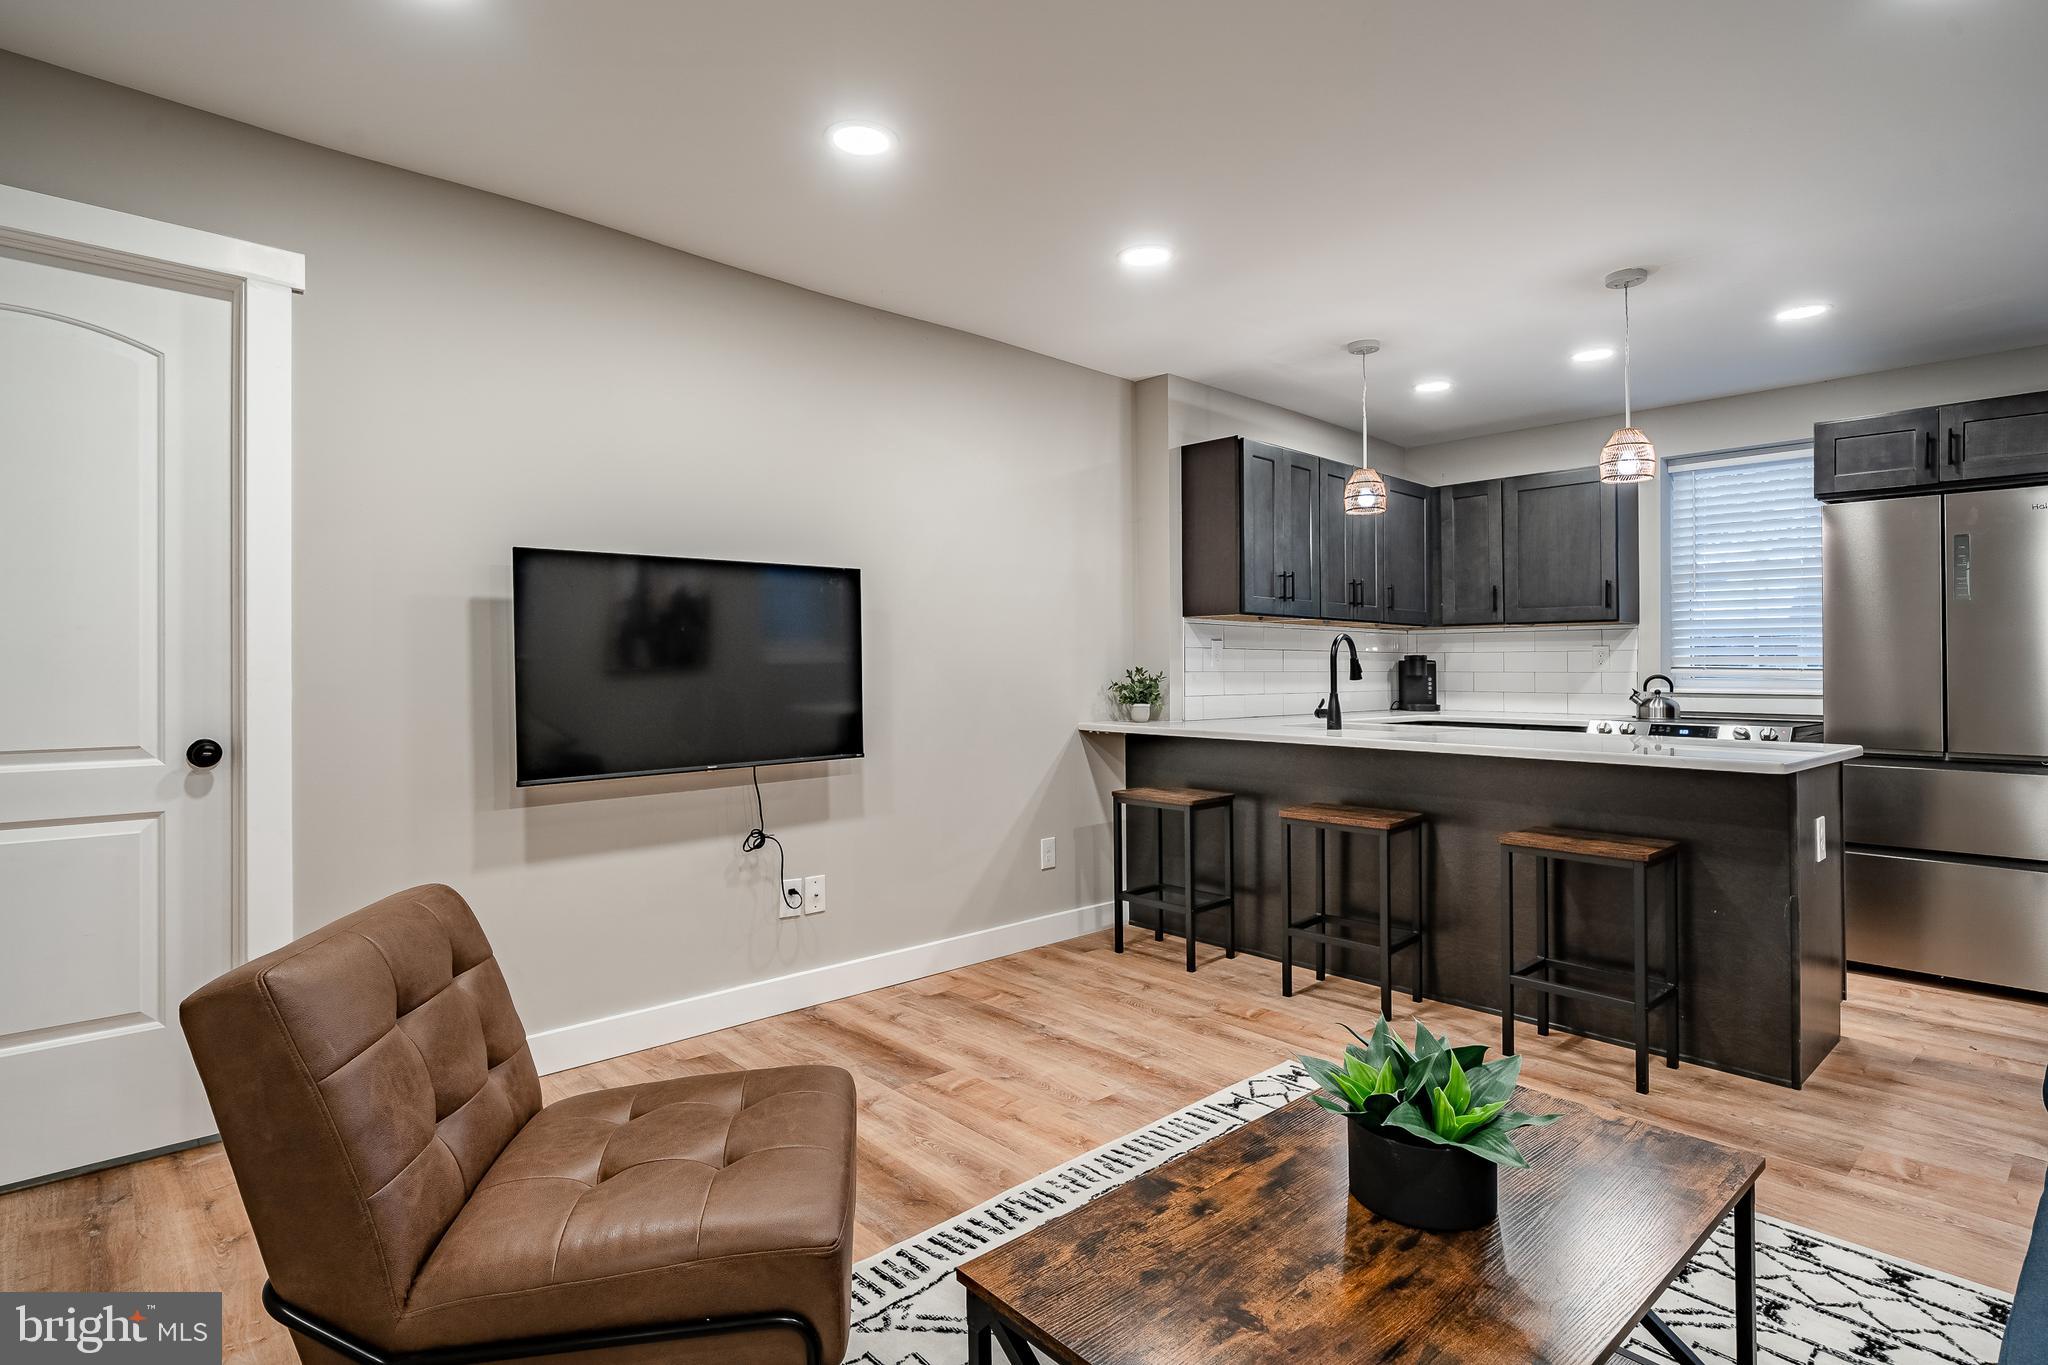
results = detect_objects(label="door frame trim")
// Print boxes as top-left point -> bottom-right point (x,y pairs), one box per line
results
0,181 -> 302,964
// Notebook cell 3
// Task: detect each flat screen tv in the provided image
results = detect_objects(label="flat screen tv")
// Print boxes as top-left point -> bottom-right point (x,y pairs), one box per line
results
512,547 -> 863,785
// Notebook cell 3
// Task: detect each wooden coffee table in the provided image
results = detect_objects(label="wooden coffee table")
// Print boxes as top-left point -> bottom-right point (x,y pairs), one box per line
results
958,1090 -> 1759,1365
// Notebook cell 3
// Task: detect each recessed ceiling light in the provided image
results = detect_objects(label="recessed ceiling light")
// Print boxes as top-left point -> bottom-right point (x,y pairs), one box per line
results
1775,302 -> 1831,323
1571,346 -> 1616,364
1117,243 -> 1174,269
827,122 -> 896,156
1413,379 -> 1452,395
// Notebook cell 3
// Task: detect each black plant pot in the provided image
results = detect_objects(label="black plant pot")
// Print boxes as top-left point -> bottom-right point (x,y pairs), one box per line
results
1346,1117 -> 1499,1231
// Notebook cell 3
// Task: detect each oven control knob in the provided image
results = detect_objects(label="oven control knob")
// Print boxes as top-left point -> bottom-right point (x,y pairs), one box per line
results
1731,726 -> 1751,740
1619,722 -> 1636,734
1760,727 -> 1779,741
1596,721 -> 1613,734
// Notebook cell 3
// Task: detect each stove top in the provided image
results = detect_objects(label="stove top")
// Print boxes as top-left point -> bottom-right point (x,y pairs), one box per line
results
1397,715 -> 1823,745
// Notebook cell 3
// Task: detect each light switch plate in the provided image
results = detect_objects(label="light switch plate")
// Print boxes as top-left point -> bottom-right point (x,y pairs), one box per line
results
1040,836 -> 1056,870
803,875 -> 826,914
1814,816 -> 1827,862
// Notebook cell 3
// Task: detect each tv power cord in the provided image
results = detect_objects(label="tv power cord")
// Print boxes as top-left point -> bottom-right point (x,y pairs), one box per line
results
742,766 -> 804,912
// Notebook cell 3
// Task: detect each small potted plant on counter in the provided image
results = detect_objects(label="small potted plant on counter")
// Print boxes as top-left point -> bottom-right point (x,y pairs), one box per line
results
1301,1017 -> 1558,1231
1108,666 -> 1165,722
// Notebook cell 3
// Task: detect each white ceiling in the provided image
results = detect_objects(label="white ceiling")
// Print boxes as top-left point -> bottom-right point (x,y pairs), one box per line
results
5,0 -> 2047,448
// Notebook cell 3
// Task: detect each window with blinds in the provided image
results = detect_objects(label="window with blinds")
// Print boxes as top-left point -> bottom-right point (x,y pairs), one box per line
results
1664,449 -> 1822,693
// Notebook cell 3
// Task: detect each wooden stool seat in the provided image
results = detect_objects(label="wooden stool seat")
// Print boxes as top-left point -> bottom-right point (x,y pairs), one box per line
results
1114,786 -> 1234,809
1499,826 -> 1679,863
1276,802 -> 1422,832
1112,788 -> 1236,972
1500,825 -> 1684,1094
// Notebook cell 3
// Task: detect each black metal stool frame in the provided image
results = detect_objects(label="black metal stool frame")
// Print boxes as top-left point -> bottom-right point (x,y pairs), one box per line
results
1111,792 -> 1236,972
1280,814 -> 1427,1019
1500,842 -> 1682,1094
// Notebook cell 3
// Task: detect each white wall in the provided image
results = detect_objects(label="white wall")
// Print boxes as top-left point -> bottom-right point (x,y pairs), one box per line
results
0,51 -> 1134,1051
1406,344 -> 2048,710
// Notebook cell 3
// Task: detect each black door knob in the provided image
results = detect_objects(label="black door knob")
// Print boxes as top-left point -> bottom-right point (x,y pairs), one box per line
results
187,738 -> 223,769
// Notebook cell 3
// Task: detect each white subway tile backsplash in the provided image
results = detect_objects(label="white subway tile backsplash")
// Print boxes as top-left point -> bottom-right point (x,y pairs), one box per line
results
1176,619 -> 1639,723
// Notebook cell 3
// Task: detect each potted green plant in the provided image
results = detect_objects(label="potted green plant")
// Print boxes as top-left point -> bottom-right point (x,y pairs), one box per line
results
1301,1017 -> 1559,1231
1107,666 -> 1165,722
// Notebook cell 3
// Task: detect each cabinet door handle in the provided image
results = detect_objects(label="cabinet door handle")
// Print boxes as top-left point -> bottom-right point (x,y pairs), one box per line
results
1491,584 -> 1500,614
1948,428 -> 1961,469
1385,584 -> 1395,610
1603,578 -> 1614,609
1925,430 -> 1938,476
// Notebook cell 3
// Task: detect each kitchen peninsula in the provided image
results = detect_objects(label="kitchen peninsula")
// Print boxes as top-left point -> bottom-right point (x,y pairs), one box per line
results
1082,711 -> 1861,1087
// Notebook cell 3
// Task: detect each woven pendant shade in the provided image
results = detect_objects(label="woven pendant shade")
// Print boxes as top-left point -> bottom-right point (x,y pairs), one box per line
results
1599,427 -> 1658,483
1599,268 -> 1656,485
1343,465 -> 1388,513
1343,339 -> 1386,516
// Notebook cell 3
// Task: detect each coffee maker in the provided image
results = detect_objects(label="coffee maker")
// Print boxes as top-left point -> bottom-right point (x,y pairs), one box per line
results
1392,654 -> 1439,711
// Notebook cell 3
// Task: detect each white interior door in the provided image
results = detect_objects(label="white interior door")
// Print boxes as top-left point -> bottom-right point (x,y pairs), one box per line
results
0,247 -> 233,1189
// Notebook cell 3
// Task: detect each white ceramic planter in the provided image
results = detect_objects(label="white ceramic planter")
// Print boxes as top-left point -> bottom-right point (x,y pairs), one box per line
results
1130,704 -> 1153,722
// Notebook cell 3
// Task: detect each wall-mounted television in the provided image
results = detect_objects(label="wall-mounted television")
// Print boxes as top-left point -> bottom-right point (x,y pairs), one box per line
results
512,547 -> 863,786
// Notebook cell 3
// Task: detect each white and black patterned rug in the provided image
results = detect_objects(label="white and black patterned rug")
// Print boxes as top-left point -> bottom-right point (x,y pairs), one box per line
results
843,1062 -> 2012,1365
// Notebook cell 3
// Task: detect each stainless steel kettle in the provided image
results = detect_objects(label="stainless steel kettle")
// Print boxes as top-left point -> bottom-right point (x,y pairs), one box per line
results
1630,673 -> 1682,722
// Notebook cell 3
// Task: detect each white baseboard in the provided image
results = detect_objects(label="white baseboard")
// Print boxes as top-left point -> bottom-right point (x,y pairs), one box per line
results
527,900 -> 1113,1075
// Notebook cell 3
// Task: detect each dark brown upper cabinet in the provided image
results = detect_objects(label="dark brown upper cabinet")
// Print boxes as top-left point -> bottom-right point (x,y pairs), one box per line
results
1941,390 -> 2048,484
1181,436 -> 1319,618
1813,407 -> 1939,498
1314,459 -> 1380,621
1378,474 -> 1433,626
1437,479 -> 1504,625
1500,468 -> 1640,624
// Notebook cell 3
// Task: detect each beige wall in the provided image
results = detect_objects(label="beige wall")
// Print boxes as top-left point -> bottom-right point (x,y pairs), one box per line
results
1405,344 -> 2048,704
0,52 -> 1134,1040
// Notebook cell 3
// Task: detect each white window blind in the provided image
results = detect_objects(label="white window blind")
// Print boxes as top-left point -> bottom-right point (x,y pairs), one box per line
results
1665,450 -> 1822,693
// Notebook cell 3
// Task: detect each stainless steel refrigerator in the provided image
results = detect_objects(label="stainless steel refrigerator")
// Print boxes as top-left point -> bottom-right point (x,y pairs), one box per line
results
1825,486 -> 2048,992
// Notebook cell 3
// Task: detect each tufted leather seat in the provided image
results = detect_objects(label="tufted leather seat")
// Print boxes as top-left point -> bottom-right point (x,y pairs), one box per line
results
180,884 -> 855,1365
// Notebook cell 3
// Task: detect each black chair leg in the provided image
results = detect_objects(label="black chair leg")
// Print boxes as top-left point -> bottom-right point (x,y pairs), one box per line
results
1281,822 -> 1294,998
1412,822 -> 1426,1002
1154,809 -> 1165,942
1377,828 -> 1393,1021
1535,855 -> 1552,1037
1183,807 -> 1197,973
1111,799 -> 1125,954
1500,845 -> 1516,1059
1223,802 -> 1237,960
1315,828 -> 1328,982
1633,861 -> 1650,1095
1667,852 -> 1682,1069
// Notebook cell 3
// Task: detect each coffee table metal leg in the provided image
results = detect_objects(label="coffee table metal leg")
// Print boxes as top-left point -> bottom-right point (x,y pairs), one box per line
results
1735,1185 -> 1756,1365
1638,1187 -> 1757,1365
966,1289 -> 994,1365
966,1288 -> 1043,1365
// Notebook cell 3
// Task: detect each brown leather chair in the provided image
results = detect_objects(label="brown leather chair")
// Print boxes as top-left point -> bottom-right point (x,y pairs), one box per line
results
180,884 -> 856,1365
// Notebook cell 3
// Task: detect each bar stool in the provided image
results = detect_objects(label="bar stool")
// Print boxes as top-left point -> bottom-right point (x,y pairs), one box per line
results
1498,827 -> 1682,1094
1111,786 -> 1237,973
1279,803 -> 1429,1019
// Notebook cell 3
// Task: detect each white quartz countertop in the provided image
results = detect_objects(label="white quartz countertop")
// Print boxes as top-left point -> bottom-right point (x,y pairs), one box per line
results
1078,711 -> 1861,775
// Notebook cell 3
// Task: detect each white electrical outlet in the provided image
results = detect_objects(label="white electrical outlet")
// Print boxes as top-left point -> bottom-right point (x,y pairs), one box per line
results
1815,816 -> 1827,862
803,875 -> 826,914
1040,836 -> 1057,870
780,878 -> 804,919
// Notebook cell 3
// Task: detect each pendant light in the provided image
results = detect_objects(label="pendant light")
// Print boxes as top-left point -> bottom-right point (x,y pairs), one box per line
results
1342,339 -> 1388,515
1598,267 -> 1657,484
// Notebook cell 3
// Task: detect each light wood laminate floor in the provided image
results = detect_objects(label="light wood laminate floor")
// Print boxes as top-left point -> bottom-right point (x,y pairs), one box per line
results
2,931 -> 2042,1362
